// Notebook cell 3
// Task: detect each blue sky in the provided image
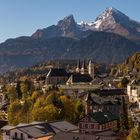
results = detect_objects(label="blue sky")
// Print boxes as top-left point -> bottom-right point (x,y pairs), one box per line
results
0,0 -> 140,43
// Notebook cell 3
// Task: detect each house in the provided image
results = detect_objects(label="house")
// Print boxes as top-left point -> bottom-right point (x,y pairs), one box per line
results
84,91 -> 102,115
78,111 -> 118,134
2,121 -> 79,140
102,100 -> 121,117
127,80 -> 140,103
78,92 -> 118,134
83,91 -> 124,117
46,68 -> 70,85
2,122 -> 55,140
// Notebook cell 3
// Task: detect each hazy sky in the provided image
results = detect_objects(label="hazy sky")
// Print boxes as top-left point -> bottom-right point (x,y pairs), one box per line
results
0,0 -> 140,43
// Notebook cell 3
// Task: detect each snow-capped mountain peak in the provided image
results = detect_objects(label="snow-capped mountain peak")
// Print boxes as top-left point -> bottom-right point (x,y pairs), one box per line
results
77,21 -> 88,26
105,7 -> 120,14
78,7 -> 123,30
32,7 -> 140,41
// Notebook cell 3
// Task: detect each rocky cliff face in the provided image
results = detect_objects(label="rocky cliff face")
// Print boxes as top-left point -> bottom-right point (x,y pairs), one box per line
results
32,7 -> 140,42
91,7 -> 140,41
32,15 -> 92,39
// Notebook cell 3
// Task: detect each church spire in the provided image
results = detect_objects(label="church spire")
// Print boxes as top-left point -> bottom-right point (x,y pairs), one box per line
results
85,91 -> 93,115
88,60 -> 94,79
81,59 -> 86,74
76,59 -> 81,73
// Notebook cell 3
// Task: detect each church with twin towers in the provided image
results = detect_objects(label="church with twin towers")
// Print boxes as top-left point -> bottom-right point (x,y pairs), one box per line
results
75,59 -> 94,79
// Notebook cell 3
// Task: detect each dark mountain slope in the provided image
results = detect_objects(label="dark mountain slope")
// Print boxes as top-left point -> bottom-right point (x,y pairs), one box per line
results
0,31 -> 139,73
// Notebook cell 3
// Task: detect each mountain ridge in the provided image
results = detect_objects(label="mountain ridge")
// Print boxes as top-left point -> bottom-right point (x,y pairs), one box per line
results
0,31 -> 140,73
32,7 -> 140,42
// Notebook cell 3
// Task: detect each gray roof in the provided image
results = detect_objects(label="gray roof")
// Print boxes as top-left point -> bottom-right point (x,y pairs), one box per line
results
50,120 -> 78,132
2,122 -> 55,138
16,123 -> 28,127
1,125 -> 15,131
93,89 -> 125,96
2,121 -> 78,138
18,125 -> 53,138
47,68 -> 69,77
50,131 -> 117,140
68,73 -> 93,83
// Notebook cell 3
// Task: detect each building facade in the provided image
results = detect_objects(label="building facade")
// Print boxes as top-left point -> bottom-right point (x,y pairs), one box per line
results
78,112 -> 118,134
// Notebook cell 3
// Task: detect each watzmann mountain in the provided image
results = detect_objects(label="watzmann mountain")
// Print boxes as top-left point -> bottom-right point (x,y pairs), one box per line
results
0,7 -> 140,73
32,7 -> 140,42
32,14 -> 92,39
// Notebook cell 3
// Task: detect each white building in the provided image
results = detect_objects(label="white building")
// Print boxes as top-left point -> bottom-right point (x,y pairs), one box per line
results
2,121 -> 79,140
127,80 -> 140,108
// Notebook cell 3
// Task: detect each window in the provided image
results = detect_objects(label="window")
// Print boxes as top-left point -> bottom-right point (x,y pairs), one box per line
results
6,131 -> 10,136
79,123 -> 82,128
85,124 -> 88,128
102,124 -> 105,129
28,135 -> 32,138
85,131 -> 89,134
88,124 -> 91,129
95,124 -> 99,129
97,124 -> 99,129
15,132 -> 17,138
82,123 -> 85,128
91,118 -> 95,122
21,133 -> 23,139
91,124 -> 94,129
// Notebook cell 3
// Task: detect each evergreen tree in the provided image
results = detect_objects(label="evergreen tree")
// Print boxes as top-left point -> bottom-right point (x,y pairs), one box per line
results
120,96 -> 129,131
16,81 -> 22,99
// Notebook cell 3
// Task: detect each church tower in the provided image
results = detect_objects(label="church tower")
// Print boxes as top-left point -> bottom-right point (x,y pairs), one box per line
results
76,59 -> 81,73
81,59 -> 86,74
88,60 -> 94,79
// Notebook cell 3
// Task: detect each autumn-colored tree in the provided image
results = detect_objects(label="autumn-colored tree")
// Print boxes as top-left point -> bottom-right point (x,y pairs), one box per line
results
31,91 -> 43,103
32,105 -> 59,121
16,81 -> 22,99
7,86 -> 18,103
8,100 -> 22,125
118,77 -> 129,88
74,100 -> 84,122
127,123 -> 140,140
20,77 -> 34,99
